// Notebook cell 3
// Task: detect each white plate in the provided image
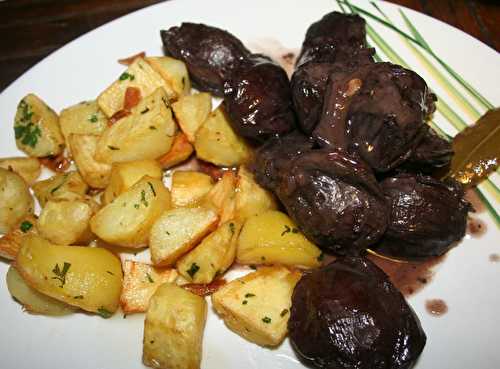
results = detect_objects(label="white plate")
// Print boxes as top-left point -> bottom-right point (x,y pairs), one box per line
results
0,0 -> 499,368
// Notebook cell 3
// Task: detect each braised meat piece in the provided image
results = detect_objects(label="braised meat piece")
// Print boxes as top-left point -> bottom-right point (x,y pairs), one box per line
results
291,47 -> 374,133
376,173 -> 471,259
275,149 -> 388,255
289,256 -> 426,369
223,56 -> 297,143
297,11 -> 367,65
251,131 -> 315,191
405,127 -> 453,171
161,23 -> 251,95
313,62 -> 435,172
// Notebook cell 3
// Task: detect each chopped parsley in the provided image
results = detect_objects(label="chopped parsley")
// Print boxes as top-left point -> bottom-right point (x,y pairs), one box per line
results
133,204 -> 140,209
146,273 -> 154,283
262,316 -> 272,324
140,190 -> 149,207
186,263 -> 200,278
20,220 -> 33,233
280,309 -> 289,317
51,262 -> 71,288
281,225 -> 299,236
108,145 -> 120,151
229,222 -> 235,234
97,307 -> 112,318
106,271 -> 114,275
148,182 -> 156,197
242,300 -> 248,305
141,107 -> 150,114
74,295 -> 84,299
88,114 -> 98,123
119,72 -> 135,81
14,100 -> 41,148
244,293 -> 255,298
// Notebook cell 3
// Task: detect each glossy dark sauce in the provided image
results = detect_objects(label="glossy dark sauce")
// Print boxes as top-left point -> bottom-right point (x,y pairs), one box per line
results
467,217 -> 487,237
367,253 -> 446,296
425,299 -> 448,316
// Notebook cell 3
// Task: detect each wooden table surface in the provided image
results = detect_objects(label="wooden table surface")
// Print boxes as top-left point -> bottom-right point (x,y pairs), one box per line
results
0,0 -> 498,92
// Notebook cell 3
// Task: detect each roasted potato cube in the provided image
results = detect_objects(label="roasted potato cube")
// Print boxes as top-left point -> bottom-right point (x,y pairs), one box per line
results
0,168 -> 34,233
0,215 -> 38,260
69,134 -> 112,189
237,210 -> 321,268
143,283 -> 207,369
150,207 -> 218,266
120,260 -> 178,314
172,93 -> 212,142
194,106 -> 252,166
16,235 -> 123,315
171,171 -> 214,208
13,94 -> 64,157
96,88 -> 177,164
90,177 -> 171,248
59,100 -> 107,155
38,198 -> 98,245
212,266 -> 301,347
97,58 -> 172,117
32,171 -> 88,207
235,166 -> 277,220
103,159 -> 163,205
156,133 -> 194,169
176,220 -> 242,284
146,56 -> 191,99
0,157 -> 41,185
6,266 -> 75,316
202,171 -> 237,224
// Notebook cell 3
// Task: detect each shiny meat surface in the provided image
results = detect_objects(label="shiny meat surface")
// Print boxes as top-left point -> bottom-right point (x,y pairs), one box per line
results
161,22 -> 251,96
223,55 -> 296,144
376,173 -> 471,259
313,63 -> 435,172
289,256 -> 426,369
275,149 -> 389,255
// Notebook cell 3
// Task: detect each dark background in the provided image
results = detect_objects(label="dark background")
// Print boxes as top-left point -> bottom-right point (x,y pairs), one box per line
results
0,0 -> 498,92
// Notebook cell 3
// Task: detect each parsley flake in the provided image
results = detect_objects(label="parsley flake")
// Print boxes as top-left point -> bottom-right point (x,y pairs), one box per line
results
146,273 -> 154,283
281,225 -> 291,236
242,300 -> 248,305
229,222 -> 235,234
244,293 -> 255,298
119,72 -> 135,81
148,182 -> 156,197
88,114 -> 98,123
74,295 -> 84,299
140,190 -> 149,207
20,220 -> 33,233
280,309 -> 289,317
97,307 -> 113,318
186,263 -> 200,278
108,145 -> 120,151
51,262 -> 71,288
262,316 -> 272,324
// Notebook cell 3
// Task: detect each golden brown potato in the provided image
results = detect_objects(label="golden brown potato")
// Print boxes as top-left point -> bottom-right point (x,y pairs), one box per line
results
38,198 -> 99,245
150,207 -> 219,267
176,220 -> 242,284
235,166 -> 277,221
237,210 -> 321,269
32,171 -> 88,207
103,159 -> 163,205
143,283 -> 207,369
171,171 -> 214,208
69,134 -> 112,189
120,260 -> 178,314
0,215 -> 38,260
96,88 -> 177,164
0,157 -> 41,185
16,235 -> 123,316
172,93 -> 212,142
14,94 -> 64,157
0,168 -> 34,234
6,266 -> 75,316
90,177 -> 171,248
97,58 -> 172,117
194,106 -> 252,166
212,266 -> 302,347
202,171 -> 237,224
156,133 -> 194,169
59,100 -> 108,155
146,56 -> 191,99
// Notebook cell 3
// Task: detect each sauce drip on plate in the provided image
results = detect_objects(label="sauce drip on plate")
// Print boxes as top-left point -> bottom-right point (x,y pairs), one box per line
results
425,299 -> 448,316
